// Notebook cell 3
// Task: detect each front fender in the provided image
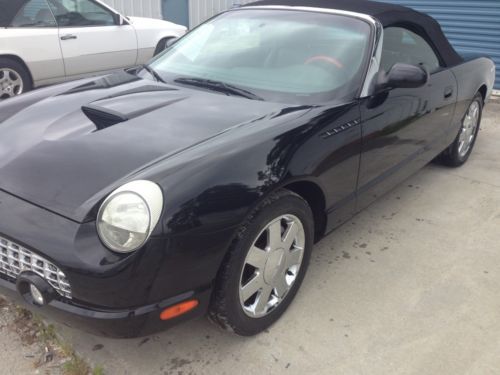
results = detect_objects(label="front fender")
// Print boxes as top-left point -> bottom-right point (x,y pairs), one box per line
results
126,101 -> 360,299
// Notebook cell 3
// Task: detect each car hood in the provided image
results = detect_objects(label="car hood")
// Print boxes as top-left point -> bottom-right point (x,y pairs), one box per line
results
0,71 -> 295,222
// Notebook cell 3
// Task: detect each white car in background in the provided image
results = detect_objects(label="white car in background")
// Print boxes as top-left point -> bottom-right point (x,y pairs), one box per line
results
0,0 -> 187,99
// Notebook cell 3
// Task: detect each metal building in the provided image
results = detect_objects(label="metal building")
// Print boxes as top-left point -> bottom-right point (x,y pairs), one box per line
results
101,0 -> 249,26
187,0 -> 254,28
101,0 -> 163,19
159,0 -> 253,28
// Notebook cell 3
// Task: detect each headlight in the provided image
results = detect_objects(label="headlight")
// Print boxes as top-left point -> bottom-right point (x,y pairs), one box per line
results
97,180 -> 163,253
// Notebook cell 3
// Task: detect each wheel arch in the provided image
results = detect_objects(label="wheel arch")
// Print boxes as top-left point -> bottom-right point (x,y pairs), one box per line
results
478,84 -> 488,103
153,30 -> 184,55
153,36 -> 175,56
238,178 -> 328,244
281,180 -> 327,242
0,54 -> 34,87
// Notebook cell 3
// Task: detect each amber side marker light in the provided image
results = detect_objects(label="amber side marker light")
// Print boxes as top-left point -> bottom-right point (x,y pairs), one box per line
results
160,299 -> 199,320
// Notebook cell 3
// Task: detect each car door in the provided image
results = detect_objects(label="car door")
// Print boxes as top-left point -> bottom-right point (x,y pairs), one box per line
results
357,26 -> 457,208
47,0 -> 137,78
4,0 -> 65,86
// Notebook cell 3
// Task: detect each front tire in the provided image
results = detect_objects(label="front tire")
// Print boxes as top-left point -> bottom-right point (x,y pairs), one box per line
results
0,57 -> 32,100
439,93 -> 483,167
209,189 -> 314,336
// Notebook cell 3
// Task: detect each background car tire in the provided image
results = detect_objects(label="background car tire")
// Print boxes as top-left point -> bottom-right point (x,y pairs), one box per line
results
209,189 -> 314,336
438,92 -> 483,167
0,57 -> 32,100
153,38 -> 175,56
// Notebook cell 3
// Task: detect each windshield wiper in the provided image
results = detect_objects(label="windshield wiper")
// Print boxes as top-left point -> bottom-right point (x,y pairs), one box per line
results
141,64 -> 166,84
174,77 -> 263,101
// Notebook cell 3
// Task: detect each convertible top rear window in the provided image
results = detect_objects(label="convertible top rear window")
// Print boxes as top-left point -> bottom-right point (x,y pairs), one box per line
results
150,10 -> 372,104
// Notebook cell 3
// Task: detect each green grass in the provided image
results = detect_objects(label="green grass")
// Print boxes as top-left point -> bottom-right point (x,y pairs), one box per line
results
92,364 -> 105,375
12,306 -> 104,375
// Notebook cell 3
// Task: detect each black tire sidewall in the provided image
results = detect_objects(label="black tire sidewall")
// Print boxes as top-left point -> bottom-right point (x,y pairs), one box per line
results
211,191 -> 314,336
446,93 -> 483,166
0,58 -> 32,97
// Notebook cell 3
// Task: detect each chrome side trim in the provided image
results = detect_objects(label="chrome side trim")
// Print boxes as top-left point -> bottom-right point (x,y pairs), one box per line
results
361,22 -> 384,97
320,118 -> 361,139
239,6 -> 378,26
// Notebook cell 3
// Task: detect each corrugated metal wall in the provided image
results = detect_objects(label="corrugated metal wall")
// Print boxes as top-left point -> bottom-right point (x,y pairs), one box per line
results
188,0 -> 254,28
379,0 -> 499,90
101,0 -> 163,19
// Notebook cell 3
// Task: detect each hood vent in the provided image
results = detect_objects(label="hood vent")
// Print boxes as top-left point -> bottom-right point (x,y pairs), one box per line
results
82,96 -> 186,131
82,104 -> 128,130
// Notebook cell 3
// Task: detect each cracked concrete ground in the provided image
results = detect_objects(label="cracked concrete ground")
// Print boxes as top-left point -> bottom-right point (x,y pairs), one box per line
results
0,298 -> 42,374
0,296 -> 74,374
1,99 -> 499,375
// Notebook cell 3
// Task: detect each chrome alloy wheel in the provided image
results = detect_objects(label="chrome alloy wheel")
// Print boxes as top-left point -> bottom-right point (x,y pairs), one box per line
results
0,68 -> 23,99
458,100 -> 480,158
239,214 -> 305,318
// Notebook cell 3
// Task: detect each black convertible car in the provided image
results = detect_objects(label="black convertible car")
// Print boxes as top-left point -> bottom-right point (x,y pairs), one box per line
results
0,0 -> 495,337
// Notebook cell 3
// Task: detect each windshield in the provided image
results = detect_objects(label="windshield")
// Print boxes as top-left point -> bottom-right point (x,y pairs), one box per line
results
149,9 -> 372,104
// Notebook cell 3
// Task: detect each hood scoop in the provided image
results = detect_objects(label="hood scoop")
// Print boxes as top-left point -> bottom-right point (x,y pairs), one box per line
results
82,93 -> 186,130
82,104 -> 127,130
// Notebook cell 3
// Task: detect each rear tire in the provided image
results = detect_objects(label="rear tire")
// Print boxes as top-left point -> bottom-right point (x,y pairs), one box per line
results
209,189 -> 314,336
438,93 -> 483,167
0,57 -> 32,100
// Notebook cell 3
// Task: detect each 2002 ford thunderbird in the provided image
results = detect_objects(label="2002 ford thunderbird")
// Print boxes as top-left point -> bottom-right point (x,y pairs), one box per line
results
0,0 -> 495,337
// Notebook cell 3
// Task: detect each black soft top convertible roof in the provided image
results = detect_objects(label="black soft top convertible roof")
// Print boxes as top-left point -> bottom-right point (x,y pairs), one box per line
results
245,0 -> 463,67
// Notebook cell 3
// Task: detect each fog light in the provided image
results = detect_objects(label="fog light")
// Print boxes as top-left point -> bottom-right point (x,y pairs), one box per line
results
16,272 -> 55,307
30,284 -> 45,306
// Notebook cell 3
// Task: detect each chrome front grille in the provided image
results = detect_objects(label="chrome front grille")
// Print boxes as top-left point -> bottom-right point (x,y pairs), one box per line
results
0,236 -> 72,299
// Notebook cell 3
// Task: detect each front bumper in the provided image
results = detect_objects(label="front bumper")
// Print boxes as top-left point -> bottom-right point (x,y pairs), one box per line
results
0,189 -> 230,337
0,275 -> 211,337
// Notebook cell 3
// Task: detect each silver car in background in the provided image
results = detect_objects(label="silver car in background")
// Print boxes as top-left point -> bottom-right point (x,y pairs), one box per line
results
0,0 -> 187,99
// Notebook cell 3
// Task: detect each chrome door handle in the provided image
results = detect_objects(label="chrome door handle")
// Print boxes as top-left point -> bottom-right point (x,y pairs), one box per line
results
60,34 -> 77,40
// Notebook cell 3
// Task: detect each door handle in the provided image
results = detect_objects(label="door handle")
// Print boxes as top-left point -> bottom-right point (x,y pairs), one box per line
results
444,87 -> 454,99
60,34 -> 77,41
